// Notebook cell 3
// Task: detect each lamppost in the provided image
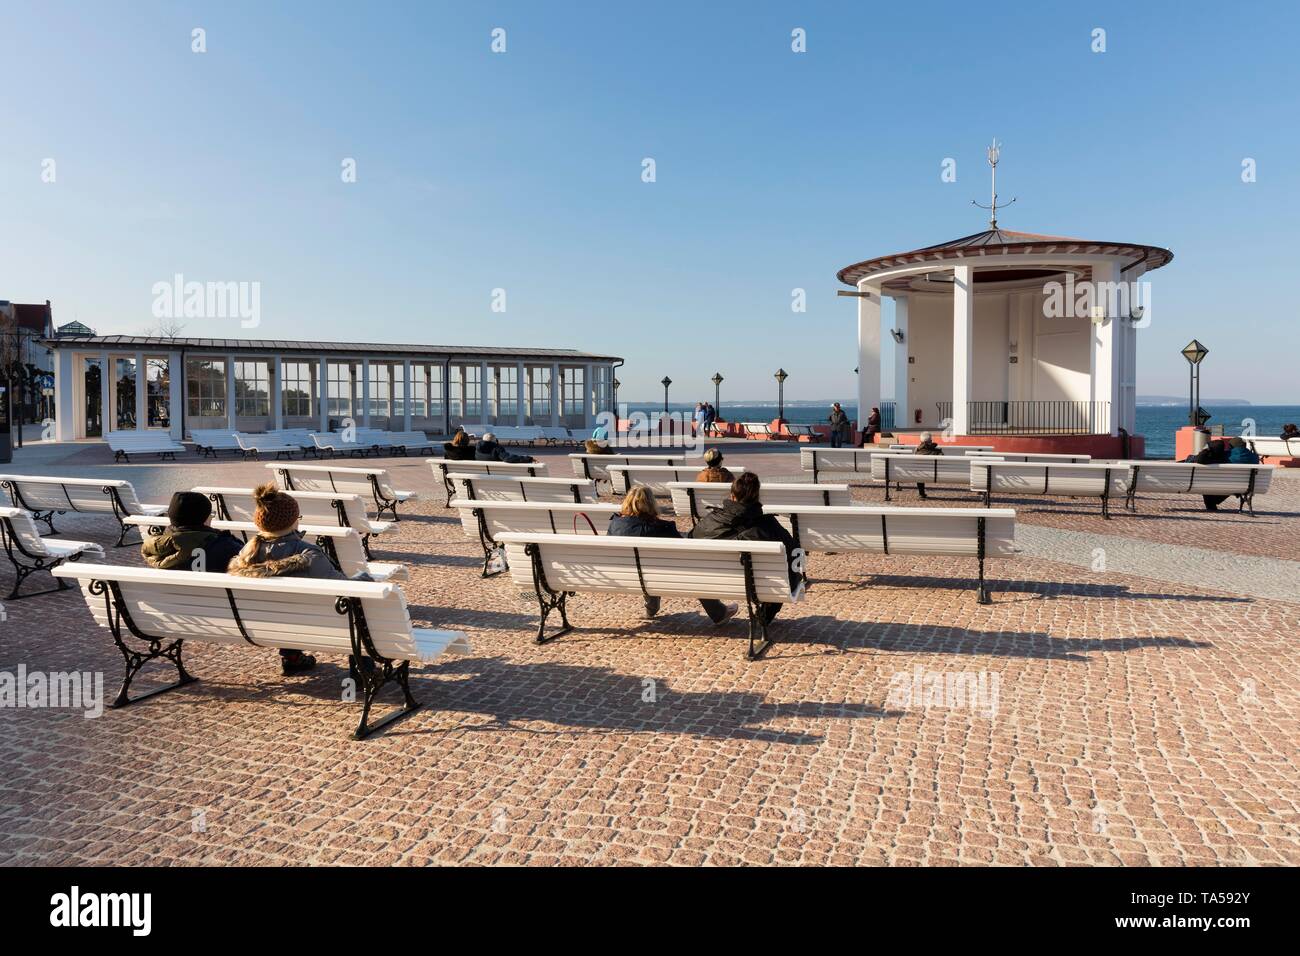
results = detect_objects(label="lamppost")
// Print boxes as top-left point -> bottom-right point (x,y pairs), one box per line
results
611,376 -> 620,412
661,376 -> 673,438
711,372 -> 723,412
1181,339 -> 1209,427
774,368 -> 788,422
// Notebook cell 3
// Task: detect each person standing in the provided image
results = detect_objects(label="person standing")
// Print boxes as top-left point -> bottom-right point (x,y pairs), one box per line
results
828,403 -> 849,448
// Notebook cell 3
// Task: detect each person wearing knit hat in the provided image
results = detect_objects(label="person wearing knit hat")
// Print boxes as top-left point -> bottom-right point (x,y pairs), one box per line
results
142,491 -> 243,573
228,483 -> 371,675
695,447 -> 735,484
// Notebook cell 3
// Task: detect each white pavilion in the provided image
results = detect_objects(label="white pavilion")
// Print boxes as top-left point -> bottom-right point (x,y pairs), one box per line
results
840,155 -> 1173,456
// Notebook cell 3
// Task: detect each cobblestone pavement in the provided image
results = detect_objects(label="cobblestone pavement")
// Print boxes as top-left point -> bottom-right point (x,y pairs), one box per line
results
0,443 -> 1297,865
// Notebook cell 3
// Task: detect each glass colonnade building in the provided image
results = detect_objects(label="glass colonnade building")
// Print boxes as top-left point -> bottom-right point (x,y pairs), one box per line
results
44,335 -> 621,442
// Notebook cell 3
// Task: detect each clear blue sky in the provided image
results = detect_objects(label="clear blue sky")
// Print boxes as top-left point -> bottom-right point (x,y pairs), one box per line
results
3,0 -> 1298,403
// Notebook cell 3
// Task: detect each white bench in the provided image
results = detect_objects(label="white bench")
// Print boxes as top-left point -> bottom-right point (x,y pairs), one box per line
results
105,431 -> 187,463
194,486 -> 395,558
381,430 -> 436,455
740,422 -> 773,438
539,426 -> 579,445
0,506 -> 104,598
190,429 -> 243,457
235,432 -> 300,460
667,481 -> 851,523
52,563 -> 471,739
969,460 -> 1130,518
492,425 -> 546,445
451,474 -> 597,504
606,463 -> 741,496
450,499 -> 619,575
784,423 -> 824,442
428,458 -> 549,504
494,532 -> 802,659
268,463 -> 417,521
870,454 -> 993,501
799,446 -> 909,482
568,453 -> 688,482
764,505 -> 1017,604
892,445 -> 997,455
0,474 -> 165,546
124,515 -> 406,581
1244,436 -> 1300,459
967,451 -> 1092,464
1116,461 -> 1273,515
310,432 -> 377,458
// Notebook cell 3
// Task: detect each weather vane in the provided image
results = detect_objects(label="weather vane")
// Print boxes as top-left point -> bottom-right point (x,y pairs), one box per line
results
972,138 -> 1016,228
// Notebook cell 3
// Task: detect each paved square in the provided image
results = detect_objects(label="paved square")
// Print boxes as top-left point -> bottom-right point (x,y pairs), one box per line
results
1,445 -> 1297,865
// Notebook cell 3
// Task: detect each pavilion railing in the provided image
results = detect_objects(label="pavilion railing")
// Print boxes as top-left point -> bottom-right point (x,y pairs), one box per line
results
879,402 -> 896,432
935,401 -> 1110,435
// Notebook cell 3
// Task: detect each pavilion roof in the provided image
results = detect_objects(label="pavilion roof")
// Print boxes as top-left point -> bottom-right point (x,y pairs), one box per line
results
837,228 -> 1174,287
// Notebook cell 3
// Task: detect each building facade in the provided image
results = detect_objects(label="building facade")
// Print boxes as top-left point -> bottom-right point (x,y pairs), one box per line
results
44,335 -> 621,442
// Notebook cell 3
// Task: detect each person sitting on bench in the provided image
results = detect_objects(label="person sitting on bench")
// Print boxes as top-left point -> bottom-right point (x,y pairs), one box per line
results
443,427 -> 476,461
142,491 -> 243,572
226,483 -> 371,675
1201,436 -> 1260,511
476,432 -> 536,464
689,472 -> 800,626
607,485 -> 736,625
912,431 -> 942,499
694,448 -> 735,483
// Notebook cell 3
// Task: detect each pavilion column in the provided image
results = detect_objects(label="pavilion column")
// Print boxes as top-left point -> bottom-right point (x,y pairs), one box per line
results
53,349 -> 74,441
272,355 -> 284,430
515,361 -> 526,426
134,350 -> 146,432
1090,259 -> 1121,436
584,363 -> 594,430
480,360 -> 490,430
317,357 -> 329,432
550,362 -> 561,427
891,295 -> 909,429
168,351 -> 183,440
951,265 -> 975,436
402,360 -> 413,432
225,354 -> 236,431
100,351 -> 111,435
361,360 -> 371,428
856,282 -> 882,438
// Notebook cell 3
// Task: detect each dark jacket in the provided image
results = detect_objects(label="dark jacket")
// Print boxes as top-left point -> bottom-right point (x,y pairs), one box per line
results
443,441 -> 476,460
475,439 -> 533,464
913,440 -> 941,455
689,498 -> 800,591
865,409 -> 881,431
828,408 -> 850,439
226,531 -> 360,580
142,526 -> 243,573
1227,445 -> 1260,465
607,514 -> 681,538
1195,441 -> 1230,465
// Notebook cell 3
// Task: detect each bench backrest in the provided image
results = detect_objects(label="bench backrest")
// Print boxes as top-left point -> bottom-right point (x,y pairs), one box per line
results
452,500 -> 620,540
428,459 -> 548,481
870,454 -> 987,485
539,427 -> 573,441
1117,461 -> 1273,496
1244,437 -> 1300,458
568,453 -> 687,480
0,475 -> 150,515
762,505 -> 1017,557
0,506 -> 57,557
799,446 -> 905,477
967,451 -> 1092,463
494,532 -> 795,603
194,486 -> 374,530
53,564 -> 437,660
451,474 -> 597,503
190,429 -> 242,448
667,482 -> 851,520
270,463 -> 400,502
969,461 -> 1130,497
106,431 -> 178,448
607,463 -> 743,495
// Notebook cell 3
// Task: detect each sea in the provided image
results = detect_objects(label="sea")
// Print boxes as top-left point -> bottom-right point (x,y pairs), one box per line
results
619,402 -> 1300,460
